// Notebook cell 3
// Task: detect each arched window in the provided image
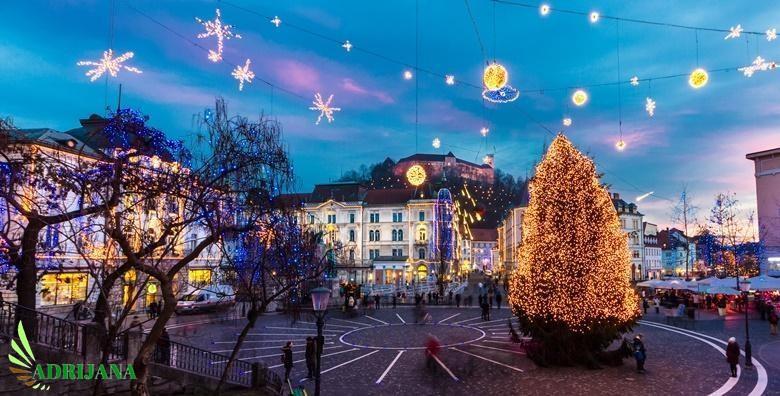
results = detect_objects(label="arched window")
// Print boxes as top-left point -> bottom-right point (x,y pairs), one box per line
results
376,230 -> 381,241
398,230 -> 404,241
392,230 -> 398,241
369,230 -> 374,241
418,248 -> 425,260
349,249 -> 355,261
418,229 -> 426,241
349,230 -> 355,242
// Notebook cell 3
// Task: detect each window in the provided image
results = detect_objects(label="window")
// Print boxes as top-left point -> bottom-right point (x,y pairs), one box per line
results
392,212 -> 403,222
188,269 -> 212,287
376,230 -> 381,241
418,248 -> 425,260
369,250 -> 375,259
398,229 -> 404,241
392,248 -> 397,257
370,213 -> 379,223
633,219 -> 640,230
397,248 -> 402,257
633,250 -> 641,259
392,230 -> 398,241
327,214 -> 336,224
308,214 -> 315,224
349,249 -> 355,261
419,229 -> 427,241
369,230 -> 375,241
374,249 -> 380,258
40,273 -> 88,306
349,230 -> 355,242
349,213 -> 355,223
419,211 -> 425,221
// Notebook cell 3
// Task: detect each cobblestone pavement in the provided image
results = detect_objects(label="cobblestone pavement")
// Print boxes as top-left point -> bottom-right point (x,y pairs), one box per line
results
166,306 -> 776,395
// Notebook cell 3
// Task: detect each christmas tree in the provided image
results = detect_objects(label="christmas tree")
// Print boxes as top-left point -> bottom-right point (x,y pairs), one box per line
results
508,134 -> 639,367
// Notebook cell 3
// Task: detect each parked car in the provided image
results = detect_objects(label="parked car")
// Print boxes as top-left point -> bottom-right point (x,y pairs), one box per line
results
175,285 -> 235,314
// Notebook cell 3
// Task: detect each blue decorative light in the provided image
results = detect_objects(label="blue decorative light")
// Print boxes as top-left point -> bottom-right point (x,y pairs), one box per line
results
482,85 -> 520,103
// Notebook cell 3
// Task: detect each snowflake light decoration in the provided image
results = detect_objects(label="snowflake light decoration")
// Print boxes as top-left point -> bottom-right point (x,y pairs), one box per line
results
309,93 -> 341,125
725,24 -> 743,40
645,97 -> 656,117
231,59 -> 255,91
403,70 -> 413,80
432,137 -> 441,149
738,56 -> 778,78
445,75 -> 456,85
630,76 -> 639,86
271,16 -> 281,27
342,40 -> 353,52
480,127 -> 489,136
562,118 -> 572,127
77,49 -> 142,82
196,9 -> 241,63
767,28 -> 777,41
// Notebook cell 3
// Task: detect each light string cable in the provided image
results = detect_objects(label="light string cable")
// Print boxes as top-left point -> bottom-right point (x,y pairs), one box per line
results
464,0 -> 489,63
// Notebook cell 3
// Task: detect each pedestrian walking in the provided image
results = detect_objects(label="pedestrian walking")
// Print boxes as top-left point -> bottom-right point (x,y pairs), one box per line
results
305,337 -> 316,379
632,334 -> 646,373
448,290 -> 454,305
654,296 -> 660,314
481,301 -> 490,321
642,298 -> 649,314
769,307 -> 778,336
455,293 -> 461,308
282,341 -> 294,381
726,337 -> 740,377
495,292 -> 502,310
392,294 -> 397,309
374,294 -> 381,310
488,289 -> 495,309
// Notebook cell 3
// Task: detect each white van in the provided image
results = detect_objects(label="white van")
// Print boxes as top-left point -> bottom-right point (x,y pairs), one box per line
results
176,285 -> 235,314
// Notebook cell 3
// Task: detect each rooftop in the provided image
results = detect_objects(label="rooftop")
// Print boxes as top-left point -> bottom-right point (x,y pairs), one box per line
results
398,152 -> 493,169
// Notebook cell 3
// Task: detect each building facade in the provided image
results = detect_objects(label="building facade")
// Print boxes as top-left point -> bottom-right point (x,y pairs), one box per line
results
643,222 -> 663,279
394,152 -> 495,184
497,206 -> 526,274
746,147 -> 780,275
469,228 -> 498,273
659,228 -> 697,277
612,193 -> 645,281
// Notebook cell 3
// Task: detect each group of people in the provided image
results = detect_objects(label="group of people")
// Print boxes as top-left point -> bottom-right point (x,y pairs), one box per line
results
281,337 -> 320,383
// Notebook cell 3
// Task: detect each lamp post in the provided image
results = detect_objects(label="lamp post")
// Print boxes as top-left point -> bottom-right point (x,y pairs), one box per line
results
737,277 -> 753,367
310,287 -> 331,396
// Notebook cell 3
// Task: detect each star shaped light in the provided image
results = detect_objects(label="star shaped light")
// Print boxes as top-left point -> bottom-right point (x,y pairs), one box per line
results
630,76 -> 639,86
738,56 -> 778,77
645,97 -> 656,117
196,9 -> 241,63
231,59 -> 255,91
432,137 -> 441,149
342,40 -> 353,52
562,118 -> 572,127
77,49 -> 142,82
271,16 -> 281,27
480,127 -> 489,136
309,93 -> 341,125
725,24 -> 743,40
445,75 -> 456,85
767,28 -> 777,41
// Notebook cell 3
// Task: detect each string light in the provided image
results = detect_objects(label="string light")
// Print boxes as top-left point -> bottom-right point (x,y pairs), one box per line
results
196,8 -> 241,63
615,139 -> 626,151
571,89 -> 588,106
231,58 -> 255,91
688,68 -> 709,89
562,118 -> 572,127
540,4 -> 550,16
432,137 -> 441,149
725,24 -> 743,40
767,28 -> 778,41
309,93 -> 341,125
629,76 -> 639,86
342,40 -> 353,52
77,49 -> 142,82
480,127 -> 489,136
589,11 -> 600,23
738,56 -> 777,77
445,75 -> 456,85
403,70 -> 413,80
645,97 -> 656,117
406,165 -> 427,186
271,16 -> 281,27
508,134 -> 638,334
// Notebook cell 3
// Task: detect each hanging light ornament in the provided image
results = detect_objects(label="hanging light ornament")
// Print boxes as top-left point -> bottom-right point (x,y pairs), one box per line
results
309,93 -> 341,125
540,4 -> 551,16
196,9 -> 241,63
480,127 -> 489,137
589,11 -> 600,23
342,40 -> 353,52
481,62 -> 519,103
445,75 -> 456,85
645,97 -> 656,117
77,49 -> 142,82
724,24 -> 743,40
231,58 -> 255,91
403,70 -> 413,80
562,118 -> 572,127
738,56 -> 777,77
270,16 -> 282,27
767,28 -> 778,41
615,139 -> 626,151
688,68 -> 709,89
630,76 -> 639,86
432,137 -> 441,149
406,165 -> 427,186
571,89 -> 588,106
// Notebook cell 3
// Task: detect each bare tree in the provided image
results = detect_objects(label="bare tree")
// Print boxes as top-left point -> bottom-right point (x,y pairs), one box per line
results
706,192 -> 760,277
670,186 -> 698,279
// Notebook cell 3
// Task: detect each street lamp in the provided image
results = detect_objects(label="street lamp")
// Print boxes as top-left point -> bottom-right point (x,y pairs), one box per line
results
738,278 -> 753,368
311,287 -> 331,396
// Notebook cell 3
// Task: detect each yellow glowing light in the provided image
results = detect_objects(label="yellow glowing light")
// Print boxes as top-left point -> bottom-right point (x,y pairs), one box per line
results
615,139 -> 626,151
483,62 -> 509,91
406,165 -> 427,186
589,11 -> 600,23
540,4 -> 550,16
147,283 -> 158,294
688,68 -> 709,89
571,89 -> 588,106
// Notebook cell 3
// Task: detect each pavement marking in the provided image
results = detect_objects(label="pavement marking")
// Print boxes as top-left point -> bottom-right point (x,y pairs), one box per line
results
438,313 -> 461,324
265,326 -> 343,333
431,354 -> 459,381
451,347 -> 524,372
395,313 -> 406,324
232,345 -> 344,362
365,315 -> 390,325
637,321 -> 742,396
375,350 -> 405,384
298,320 -> 359,329
320,350 -> 380,374
244,333 -> 334,337
473,318 -> 515,326
213,339 -> 313,344
268,348 -> 359,369
480,323 -> 514,329
338,324 -> 487,350
470,343 -> 526,355
211,343 -> 334,353
451,316 -> 482,325
331,318 -> 373,327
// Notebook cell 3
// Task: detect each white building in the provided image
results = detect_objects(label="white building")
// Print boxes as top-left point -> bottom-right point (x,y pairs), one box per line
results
659,228 -> 697,277
612,193 -> 645,281
469,228 -> 498,273
643,222 -> 663,279
497,206 -> 526,274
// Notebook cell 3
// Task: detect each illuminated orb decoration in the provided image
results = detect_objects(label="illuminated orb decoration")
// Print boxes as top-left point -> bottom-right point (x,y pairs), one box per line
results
445,75 -> 456,85
540,4 -> 550,16
571,89 -> 588,106
406,165 -> 427,186
482,85 -> 519,103
403,70 -> 413,80
432,137 -> 441,149
480,127 -> 489,136
562,117 -> 572,127
483,62 -> 509,91
589,11 -> 600,23
615,139 -> 626,151
688,68 -> 709,89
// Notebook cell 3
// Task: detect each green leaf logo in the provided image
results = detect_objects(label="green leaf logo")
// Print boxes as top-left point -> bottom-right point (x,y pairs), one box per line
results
8,321 -> 50,391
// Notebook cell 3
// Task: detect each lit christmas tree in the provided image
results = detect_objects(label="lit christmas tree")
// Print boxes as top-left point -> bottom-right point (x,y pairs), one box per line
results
508,134 -> 639,367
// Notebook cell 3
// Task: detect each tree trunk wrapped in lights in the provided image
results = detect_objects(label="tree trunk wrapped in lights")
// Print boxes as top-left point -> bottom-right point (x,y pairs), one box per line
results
508,134 -> 639,367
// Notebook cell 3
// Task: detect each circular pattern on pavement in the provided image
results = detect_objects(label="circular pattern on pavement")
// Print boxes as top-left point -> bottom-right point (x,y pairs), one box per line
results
339,323 -> 486,350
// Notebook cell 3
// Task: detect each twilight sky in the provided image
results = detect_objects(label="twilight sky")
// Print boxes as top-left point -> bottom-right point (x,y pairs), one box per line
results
2,0 -> 779,230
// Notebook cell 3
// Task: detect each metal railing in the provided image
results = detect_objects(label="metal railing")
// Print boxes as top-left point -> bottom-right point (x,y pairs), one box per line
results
0,301 -> 82,354
151,338 -> 253,387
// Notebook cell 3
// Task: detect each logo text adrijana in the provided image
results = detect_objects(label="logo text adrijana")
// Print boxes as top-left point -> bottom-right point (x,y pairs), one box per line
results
32,363 -> 136,381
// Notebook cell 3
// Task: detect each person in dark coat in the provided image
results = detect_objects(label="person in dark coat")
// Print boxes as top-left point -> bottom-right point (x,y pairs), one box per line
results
282,341 -> 294,381
726,337 -> 740,377
633,334 -> 646,373
392,294 -> 397,309
374,294 -> 381,310
455,293 -> 461,308
305,337 -> 316,379
495,292 -> 502,310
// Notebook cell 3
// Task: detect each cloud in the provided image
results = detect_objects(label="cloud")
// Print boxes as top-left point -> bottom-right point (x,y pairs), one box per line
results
340,78 -> 394,104
268,59 -> 322,93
